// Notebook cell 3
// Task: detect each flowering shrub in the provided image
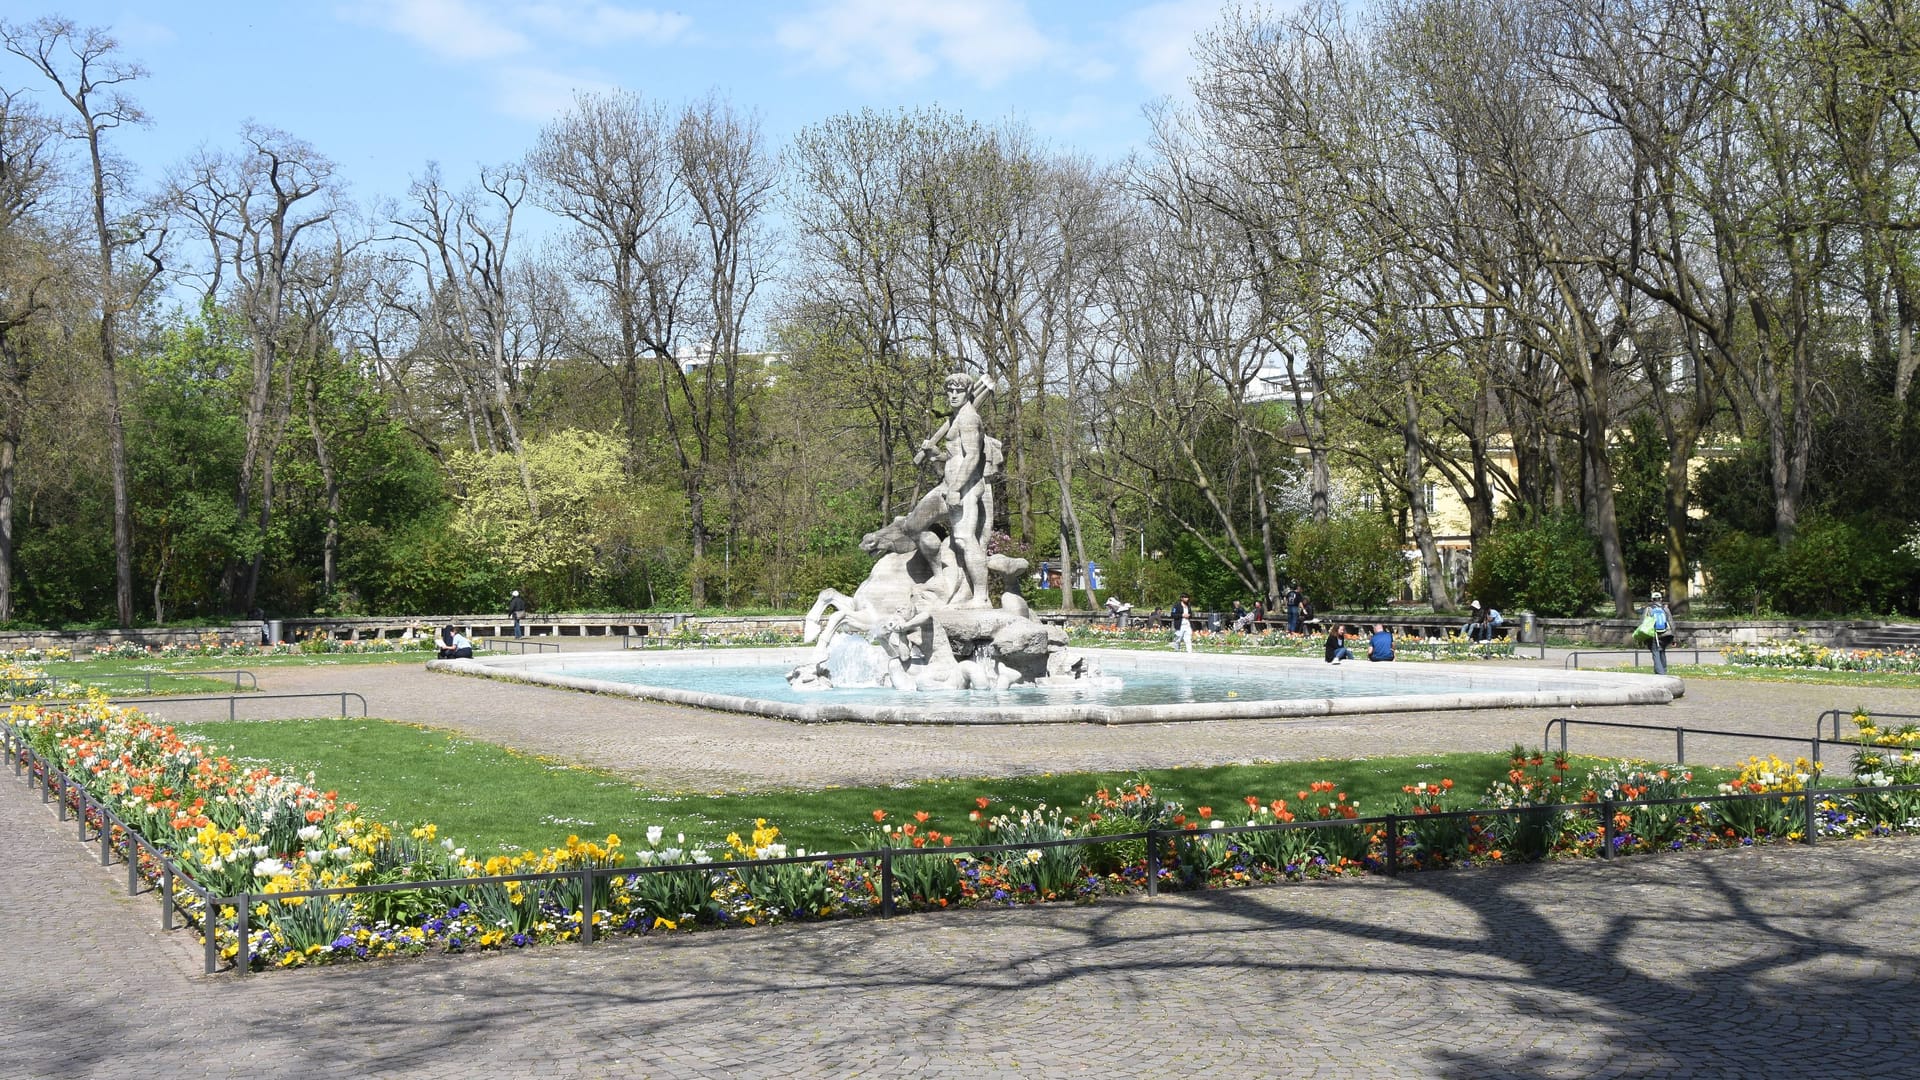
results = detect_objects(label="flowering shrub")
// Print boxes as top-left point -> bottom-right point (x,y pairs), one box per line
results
2,646 -> 73,663
1580,764 -> 1695,850
1723,641 -> 1920,674
1480,748 -> 1581,861
661,626 -> 803,649
1710,755 -> 1817,841
0,661 -> 83,699
1393,779 -> 1471,866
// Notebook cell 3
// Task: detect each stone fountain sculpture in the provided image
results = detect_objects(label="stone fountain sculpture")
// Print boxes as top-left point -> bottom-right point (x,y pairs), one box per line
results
787,372 -> 1106,692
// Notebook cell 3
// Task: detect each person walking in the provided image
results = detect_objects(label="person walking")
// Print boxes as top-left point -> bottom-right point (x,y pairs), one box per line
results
508,590 -> 528,638
1170,594 -> 1196,653
1636,591 -> 1673,675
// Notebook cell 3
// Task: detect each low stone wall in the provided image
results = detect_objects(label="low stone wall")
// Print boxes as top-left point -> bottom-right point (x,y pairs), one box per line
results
0,625 -> 265,652
1538,617 -> 1878,648
280,613 -> 806,642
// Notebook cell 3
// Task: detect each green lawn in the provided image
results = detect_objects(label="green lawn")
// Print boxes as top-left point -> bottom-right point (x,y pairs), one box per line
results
29,650 -> 428,697
176,716 -> 1717,858
1657,664 -> 1920,690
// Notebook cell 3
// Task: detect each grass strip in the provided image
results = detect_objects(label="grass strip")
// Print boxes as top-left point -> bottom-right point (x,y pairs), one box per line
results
1664,665 -> 1920,690
175,717 -> 1733,858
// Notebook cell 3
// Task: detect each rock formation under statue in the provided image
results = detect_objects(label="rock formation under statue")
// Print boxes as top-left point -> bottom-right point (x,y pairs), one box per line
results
787,371 -> 1109,693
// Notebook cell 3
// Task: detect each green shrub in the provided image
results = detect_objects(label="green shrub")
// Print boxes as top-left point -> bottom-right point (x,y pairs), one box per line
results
1701,531 -> 1778,615
1467,512 -> 1604,617
1768,515 -> 1916,616
1285,513 -> 1406,611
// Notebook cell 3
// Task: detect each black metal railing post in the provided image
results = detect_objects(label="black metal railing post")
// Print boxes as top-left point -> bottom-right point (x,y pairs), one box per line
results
236,894 -> 250,973
1146,829 -> 1161,896
1600,801 -> 1615,860
880,848 -> 895,917
1385,815 -> 1400,877
161,863 -> 174,930
1676,729 -> 1685,766
204,895 -> 220,974
582,867 -> 598,944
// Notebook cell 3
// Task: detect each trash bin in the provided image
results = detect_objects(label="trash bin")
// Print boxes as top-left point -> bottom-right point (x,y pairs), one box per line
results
266,619 -> 283,645
1517,611 -> 1536,644
1207,612 -> 1223,632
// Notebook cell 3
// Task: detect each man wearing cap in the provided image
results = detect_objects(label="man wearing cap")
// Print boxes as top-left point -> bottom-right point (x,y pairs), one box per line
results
1641,590 -> 1672,675
508,590 -> 528,638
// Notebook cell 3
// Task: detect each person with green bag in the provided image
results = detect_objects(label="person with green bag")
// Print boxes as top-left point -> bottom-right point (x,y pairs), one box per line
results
1633,591 -> 1673,674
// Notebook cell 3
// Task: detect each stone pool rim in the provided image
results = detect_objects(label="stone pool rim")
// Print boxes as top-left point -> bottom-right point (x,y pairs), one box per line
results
431,647 -> 1684,726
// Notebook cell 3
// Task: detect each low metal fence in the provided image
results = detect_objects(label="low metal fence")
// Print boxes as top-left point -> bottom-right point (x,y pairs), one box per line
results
1563,648 -> 1714,669
1814,710 -> 1920,745
478,637 -> 561,654
12,709 -> 1920,976
66,669 -> 260,694
1544,714 -> 1917,771
31,691 -> 367,721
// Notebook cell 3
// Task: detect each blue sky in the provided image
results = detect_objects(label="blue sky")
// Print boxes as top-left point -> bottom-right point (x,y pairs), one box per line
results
14,1 -> 1238,204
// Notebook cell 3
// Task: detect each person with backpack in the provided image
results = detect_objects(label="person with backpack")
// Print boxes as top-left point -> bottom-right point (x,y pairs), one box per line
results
1634,591 -> 1673,675
508,590 -> 529,638
1170,594 -> 1196,653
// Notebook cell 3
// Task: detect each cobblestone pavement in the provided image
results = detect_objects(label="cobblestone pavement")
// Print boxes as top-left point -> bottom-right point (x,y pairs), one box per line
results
139,651 -> 1920,791
4,769 -> 1917,1078
5,657 -> 1919,1078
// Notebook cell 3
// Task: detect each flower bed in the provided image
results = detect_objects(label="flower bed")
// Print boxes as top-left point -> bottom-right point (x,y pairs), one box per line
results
1723,641 -> 1920,674
7,686 -> 1919,972
1066,625 -> 1518,660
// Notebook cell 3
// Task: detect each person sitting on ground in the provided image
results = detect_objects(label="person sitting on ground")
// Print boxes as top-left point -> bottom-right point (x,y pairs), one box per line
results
1368,623 -> 1396,662
437,626 -> 475,660
1324,624 -> 1352,664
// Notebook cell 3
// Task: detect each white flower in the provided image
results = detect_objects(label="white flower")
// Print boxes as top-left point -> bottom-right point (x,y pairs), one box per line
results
297,825 -> 323,843
253,858 -> 288,878
1209,819 -> 1227,830
646,825 -> 664,846
305,849 -> 325,864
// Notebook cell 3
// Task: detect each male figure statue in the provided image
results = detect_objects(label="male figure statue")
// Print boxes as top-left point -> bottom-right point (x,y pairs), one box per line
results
918,372 -> 993,608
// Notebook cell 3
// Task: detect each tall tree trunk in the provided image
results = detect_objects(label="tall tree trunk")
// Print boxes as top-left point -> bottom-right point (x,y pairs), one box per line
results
1405,385 -> 1451,611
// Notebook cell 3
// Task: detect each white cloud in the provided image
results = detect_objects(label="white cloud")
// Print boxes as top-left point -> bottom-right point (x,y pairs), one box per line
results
339,0 -> 687,60
339,0 -> 529,59
775,0 -> 1054,89
111,16 -> 178,50
519,2 -> 692,45
1115,0 -> 1223,98
491,64 -> 620,122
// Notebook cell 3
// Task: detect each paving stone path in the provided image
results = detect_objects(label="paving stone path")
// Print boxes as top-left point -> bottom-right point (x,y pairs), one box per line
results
4,655 -> 1919,1077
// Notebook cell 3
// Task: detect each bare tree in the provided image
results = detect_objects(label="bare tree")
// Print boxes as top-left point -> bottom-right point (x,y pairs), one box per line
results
5,17 -> 164,627
392,163 -> 540,518
172,123 -> 350,610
